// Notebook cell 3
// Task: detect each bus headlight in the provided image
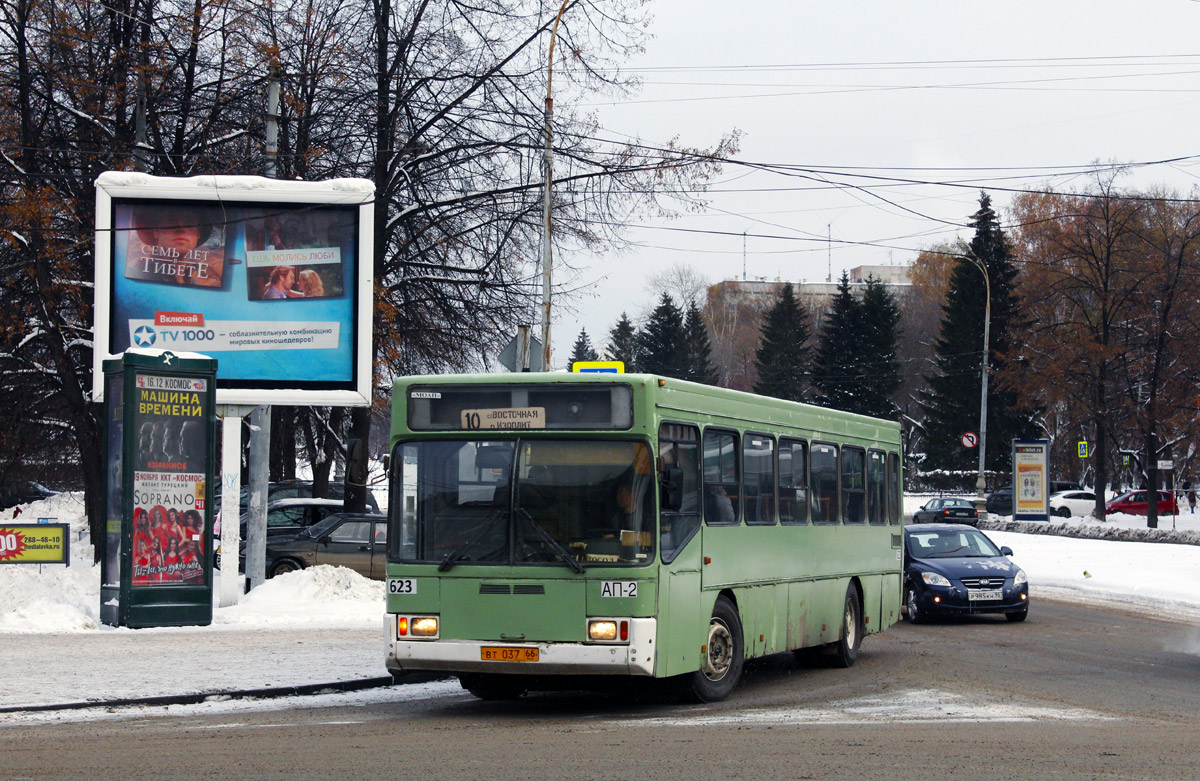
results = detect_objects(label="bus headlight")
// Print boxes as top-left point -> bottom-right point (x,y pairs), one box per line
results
587,619 -> 630,643
588,620 -> 618,641
411,617 -> 439,636
396,614 -> 439,639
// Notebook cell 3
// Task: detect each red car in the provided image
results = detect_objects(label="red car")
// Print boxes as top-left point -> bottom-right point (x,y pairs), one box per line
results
1101,490 -> 1179,517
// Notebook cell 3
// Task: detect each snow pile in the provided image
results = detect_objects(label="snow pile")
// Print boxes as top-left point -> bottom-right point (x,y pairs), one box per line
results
2,494 -> 382,633
0,494 -> 99,633
214,565 -> 383,629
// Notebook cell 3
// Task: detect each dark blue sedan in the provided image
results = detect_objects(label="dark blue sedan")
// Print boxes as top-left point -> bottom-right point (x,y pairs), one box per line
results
903,523 -> 1029,623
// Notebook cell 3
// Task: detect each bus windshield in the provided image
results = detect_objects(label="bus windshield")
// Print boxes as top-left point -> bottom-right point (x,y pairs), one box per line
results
392,439 -> 656,568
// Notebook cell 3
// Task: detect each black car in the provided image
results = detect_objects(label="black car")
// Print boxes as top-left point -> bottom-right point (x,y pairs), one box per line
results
242,512 -> 387,579
903,523 -> 1029,623
984,487 -> 1013,516
215,480 -> 380,523
912,497 -> 979,524
0,480 -> 59,511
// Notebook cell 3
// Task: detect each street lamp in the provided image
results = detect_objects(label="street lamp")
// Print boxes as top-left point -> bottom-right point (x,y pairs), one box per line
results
540,0 -> 572,372
964,253 -> 992,512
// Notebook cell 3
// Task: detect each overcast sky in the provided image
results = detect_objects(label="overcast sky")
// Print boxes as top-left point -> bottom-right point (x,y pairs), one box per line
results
543,0 -> 1200,365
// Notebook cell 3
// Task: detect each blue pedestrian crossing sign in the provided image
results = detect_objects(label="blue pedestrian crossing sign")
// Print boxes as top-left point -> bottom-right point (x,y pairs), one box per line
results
572,360 -> 624,374
1077,441 -> 1092,458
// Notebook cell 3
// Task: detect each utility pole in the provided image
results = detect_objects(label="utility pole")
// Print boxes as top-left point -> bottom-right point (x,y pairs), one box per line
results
541,0 -> 572,372
245,64 -> 284,591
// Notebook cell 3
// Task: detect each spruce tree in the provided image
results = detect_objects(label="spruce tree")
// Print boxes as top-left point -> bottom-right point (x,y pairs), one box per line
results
682,301 -> 718,385
638,293 -> 686,377
811,271 -> 863,411
855,276 -> 902,419
919,192 -> 1037,473
753,283 -> 811,401
606,312 -> 640,372
568,328 -> 599,366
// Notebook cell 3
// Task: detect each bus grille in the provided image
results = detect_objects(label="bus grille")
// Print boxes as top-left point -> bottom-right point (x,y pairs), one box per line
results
478,584 -> 546,595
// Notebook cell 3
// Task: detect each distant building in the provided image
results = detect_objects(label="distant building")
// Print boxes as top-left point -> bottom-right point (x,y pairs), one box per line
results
706,264 -> 912,314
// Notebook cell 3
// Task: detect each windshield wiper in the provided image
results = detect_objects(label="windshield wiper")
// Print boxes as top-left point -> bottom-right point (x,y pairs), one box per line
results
438,509 -> 506,572
516,508 -> 585,574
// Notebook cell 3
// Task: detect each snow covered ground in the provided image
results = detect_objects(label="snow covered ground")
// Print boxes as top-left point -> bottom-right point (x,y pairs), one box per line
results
0,491 -> 1197,719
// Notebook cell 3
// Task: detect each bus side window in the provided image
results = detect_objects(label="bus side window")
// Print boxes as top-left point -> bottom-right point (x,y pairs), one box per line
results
887,452 -> 901,524
811,443 -> 839,524
779,438 -> 808,524
703,429 -> 740,525
659,422 -> 701,562
842,446 -> 866,524
867,449 -> 887,525
743,433 -> 776,525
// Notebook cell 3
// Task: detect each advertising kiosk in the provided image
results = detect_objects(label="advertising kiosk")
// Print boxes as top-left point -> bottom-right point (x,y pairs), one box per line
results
101,349 -> 216,627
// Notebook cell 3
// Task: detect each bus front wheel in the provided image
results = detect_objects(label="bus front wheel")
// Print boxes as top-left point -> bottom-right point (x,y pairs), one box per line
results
683,595 -> 744,703
829,583 -> 863,668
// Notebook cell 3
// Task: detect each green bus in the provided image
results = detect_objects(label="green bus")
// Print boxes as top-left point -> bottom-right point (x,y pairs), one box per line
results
384,372 -> 903,701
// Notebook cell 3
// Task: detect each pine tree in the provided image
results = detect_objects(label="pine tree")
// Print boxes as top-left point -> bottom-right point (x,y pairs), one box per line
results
638,293 -> 686,377
811,271 -> 863,411
568,328 -> 599,367
682,301 -> 718,385
753,283 -> 811,401
606,312 -> 640,371
919,192 -> 1037,473
855,276 -> 902,419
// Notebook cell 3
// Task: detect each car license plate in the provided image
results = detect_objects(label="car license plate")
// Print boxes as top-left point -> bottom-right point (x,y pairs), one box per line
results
968,589 -> 1003,601
481,646 -> 539,662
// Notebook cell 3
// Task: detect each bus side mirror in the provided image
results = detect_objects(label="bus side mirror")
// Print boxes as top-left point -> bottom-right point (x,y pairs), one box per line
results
382,454 -> 391,473
661,466 -> 683,512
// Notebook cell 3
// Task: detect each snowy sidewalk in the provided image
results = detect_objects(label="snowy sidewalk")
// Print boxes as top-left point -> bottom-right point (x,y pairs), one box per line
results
0,626 -> 388,711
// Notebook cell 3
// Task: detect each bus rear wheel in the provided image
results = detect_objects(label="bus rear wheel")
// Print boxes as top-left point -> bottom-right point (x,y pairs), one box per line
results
828,583 -> 863,668
459,673 -> 526,700
682,595 -> 744,703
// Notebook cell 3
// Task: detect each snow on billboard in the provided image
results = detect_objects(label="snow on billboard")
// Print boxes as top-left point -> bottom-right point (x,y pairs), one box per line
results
93,173 -> 374,406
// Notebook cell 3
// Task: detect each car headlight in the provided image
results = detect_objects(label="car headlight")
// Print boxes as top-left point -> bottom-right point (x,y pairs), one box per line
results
1014,569 -> 1027,585
921,572 -> 951,587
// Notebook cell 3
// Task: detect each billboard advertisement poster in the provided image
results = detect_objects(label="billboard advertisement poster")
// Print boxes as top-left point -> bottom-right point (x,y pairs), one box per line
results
1012,439 -> 1050,520
94,173 -> 374,406
0,524 -> 70,564
130,373 -> 210,586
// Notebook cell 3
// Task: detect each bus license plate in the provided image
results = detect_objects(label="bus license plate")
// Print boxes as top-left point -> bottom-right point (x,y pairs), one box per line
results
968,589 -> 1003,601
481,647 -> 539,662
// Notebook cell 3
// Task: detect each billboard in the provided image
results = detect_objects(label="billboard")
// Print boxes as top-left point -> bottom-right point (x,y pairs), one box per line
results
1012,438 -> 1050,521
93,173 -> 374,405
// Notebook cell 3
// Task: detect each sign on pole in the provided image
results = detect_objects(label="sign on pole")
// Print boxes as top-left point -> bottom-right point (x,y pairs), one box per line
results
960,431 -> 978,449
1158,459 -> 1174,471
573,360 -> 625,374
1077,441 -> 1090,458
0,524 -> 70,565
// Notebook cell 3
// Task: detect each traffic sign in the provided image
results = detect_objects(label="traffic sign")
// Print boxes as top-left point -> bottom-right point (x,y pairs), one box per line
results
960,432 -> 978,449
572,360 -> 624,374
1077,441 -> 1091,458
1158,459 -> 1174,471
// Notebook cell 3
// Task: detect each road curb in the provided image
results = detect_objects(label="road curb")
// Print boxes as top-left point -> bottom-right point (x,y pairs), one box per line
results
0,676 -> 396,715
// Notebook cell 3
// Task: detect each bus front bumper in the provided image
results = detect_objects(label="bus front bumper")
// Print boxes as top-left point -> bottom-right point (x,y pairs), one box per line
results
386,617 -> 657,677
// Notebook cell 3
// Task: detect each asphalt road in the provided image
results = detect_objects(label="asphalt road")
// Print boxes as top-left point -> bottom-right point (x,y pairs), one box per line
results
3,598 -> 1199,780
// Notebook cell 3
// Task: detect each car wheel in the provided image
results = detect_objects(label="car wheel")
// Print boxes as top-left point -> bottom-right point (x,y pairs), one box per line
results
268,558 -> 303,578
1006,608 -> 1029,623
459,673 -> 527,700
904,583 -> 924,624
828,583 -> 863,668
1053,506 -> 1071,518
681,595 -> 744,702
